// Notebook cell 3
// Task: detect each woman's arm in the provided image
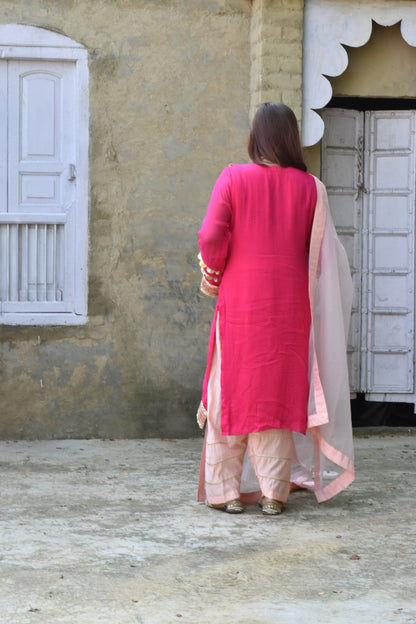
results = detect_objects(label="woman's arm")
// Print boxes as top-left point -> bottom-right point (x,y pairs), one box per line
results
197,167 -> 232,296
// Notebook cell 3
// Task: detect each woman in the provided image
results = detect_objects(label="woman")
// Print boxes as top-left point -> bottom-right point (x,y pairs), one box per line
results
196,102 -> 354,515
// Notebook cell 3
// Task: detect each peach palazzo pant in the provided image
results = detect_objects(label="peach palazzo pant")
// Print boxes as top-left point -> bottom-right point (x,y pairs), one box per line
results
204,315 -> 295,505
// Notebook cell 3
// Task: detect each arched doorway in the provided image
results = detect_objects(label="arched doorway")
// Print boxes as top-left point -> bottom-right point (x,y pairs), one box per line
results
319,22 -> 416,421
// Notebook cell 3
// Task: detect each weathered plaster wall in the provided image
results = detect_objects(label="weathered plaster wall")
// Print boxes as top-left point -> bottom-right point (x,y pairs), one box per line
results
0,0 -> 252,438
331,21 -> 416,98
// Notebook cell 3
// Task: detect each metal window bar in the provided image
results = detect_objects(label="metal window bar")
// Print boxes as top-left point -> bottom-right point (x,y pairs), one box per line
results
0,222 -> 64,302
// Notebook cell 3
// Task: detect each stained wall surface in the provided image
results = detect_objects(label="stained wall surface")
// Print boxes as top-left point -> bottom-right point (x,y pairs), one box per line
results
331,22 -> 416,98
5,1 -> 411,438
0,0 -> 253,438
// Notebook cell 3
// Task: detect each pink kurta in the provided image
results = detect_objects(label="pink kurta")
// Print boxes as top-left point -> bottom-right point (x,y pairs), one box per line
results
198,163 -> 317,436
197,175 -> 355,504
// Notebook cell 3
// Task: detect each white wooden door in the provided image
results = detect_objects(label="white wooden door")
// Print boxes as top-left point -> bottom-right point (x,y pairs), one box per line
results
321,109 -> 363,392
322,109 -> 416,401
364,111 -> 416,395
0,59 -> 76,312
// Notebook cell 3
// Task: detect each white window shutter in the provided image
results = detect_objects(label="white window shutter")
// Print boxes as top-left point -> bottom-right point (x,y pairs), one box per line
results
0,218 -> 67,312
0,27 -> 88,325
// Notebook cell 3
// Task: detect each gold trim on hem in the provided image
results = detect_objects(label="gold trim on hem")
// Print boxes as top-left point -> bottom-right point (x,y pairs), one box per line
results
200,275 -> 219,297
255,473 -> 290,483
196,401 -> 208,429
248,453 -> 292,461
250,429 -> 292,437
205,472 -> 241,486
205,452 -> 245,467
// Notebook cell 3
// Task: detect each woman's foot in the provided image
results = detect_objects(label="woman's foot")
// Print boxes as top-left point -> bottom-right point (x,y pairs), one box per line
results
206,498 -> 244,514
259,496 -> 283,515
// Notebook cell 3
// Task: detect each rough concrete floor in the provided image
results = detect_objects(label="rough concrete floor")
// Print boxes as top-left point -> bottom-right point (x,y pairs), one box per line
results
1,429 -> 415,624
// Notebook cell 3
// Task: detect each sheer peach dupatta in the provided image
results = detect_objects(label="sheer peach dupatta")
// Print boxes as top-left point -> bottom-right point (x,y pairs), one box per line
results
286,177 -> 355,501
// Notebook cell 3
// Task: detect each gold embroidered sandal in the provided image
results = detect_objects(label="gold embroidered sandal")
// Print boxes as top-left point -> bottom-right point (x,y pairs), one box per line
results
207,499 -> 244,514
260,497 -> 283,516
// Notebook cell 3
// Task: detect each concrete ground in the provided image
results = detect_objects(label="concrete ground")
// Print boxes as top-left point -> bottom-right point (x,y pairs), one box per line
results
1,429 -> 415,624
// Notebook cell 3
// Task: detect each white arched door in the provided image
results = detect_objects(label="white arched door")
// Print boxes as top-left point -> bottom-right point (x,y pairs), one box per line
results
1,60 -> 76,307
322,108 -> 416,405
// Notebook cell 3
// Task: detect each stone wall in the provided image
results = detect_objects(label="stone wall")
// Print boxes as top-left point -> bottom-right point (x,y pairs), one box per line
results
0,0 -> 253,438
250,0 -> 304,120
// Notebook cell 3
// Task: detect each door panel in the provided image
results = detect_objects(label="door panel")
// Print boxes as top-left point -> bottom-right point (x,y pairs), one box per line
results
7,60 -> 76,215
373,116 -> 413,150
373,195 -> 408,229
375,156 -> 410,189
321,108 -> 363,393
21,73 -> 58,159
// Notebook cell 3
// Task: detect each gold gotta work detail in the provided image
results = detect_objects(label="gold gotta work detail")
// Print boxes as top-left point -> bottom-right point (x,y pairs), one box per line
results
197,401 -> 208,429
197,252 -> 223,297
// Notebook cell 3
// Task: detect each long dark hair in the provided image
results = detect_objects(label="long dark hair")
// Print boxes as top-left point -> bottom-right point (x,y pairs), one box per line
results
247,102 -> 307,171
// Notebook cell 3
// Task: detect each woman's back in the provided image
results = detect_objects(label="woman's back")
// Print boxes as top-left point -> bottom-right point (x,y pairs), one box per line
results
220,163 -> 317,308
226,163 -> 316,258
